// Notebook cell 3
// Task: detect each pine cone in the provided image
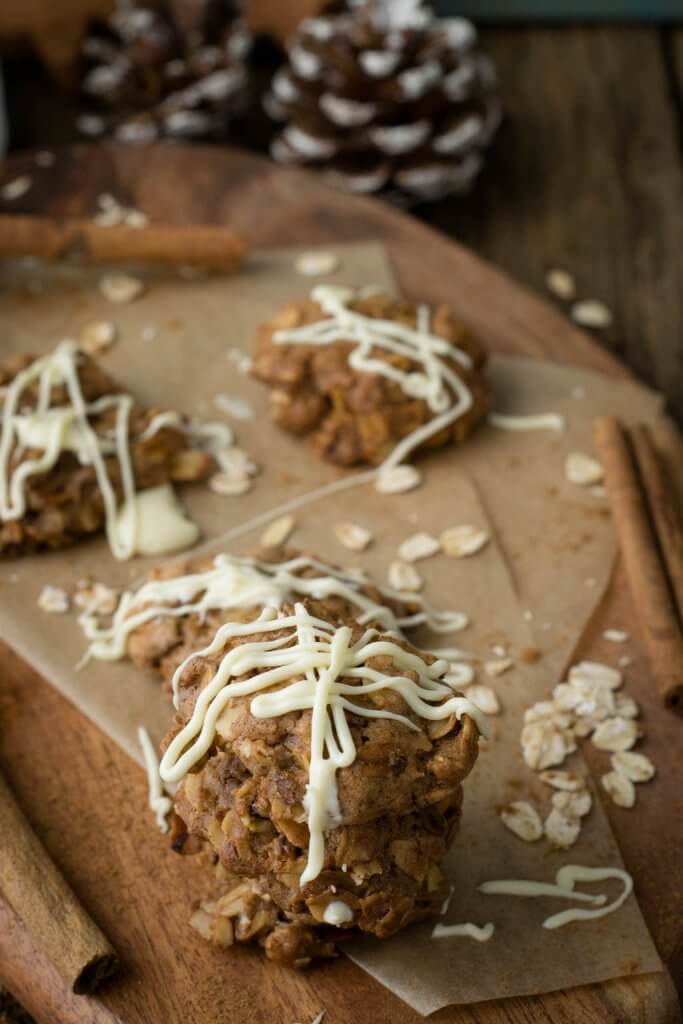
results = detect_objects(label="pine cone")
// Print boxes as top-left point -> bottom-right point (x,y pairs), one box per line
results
264,0 -> 501,201
77,0 -> 251,143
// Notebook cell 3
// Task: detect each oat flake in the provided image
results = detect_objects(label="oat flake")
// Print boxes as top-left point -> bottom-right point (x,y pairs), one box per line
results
500,801 -> 543,843
388,560 -> 423,592
544,807 -> 581,849
467,684 -> 500,715
611,751 -> 655,783
398,531 -> 440,562
260,515 -> 296,548
441,524 -> 489,558
38,584 -> 70,614
334,523 -> 373,551
601,770 -> 636,808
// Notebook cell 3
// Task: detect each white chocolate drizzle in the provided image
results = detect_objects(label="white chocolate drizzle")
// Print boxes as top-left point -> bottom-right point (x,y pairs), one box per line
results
432,921 -> 494,941
489,412 -> 566,432
323,900 -> 354,926
272,286 -> 475,472
79,551 -> 469,665
0,342 -> 202,560
159,603 -> 488,885
137,724 -> 173,833
479,865 -> 633,929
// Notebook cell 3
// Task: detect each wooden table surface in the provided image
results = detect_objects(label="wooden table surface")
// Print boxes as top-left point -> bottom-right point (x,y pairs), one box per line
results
2,22 -> 683,430
0,139 -> 682,1024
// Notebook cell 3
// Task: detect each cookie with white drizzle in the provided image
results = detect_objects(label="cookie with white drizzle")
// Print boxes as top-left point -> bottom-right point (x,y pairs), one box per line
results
251,285 -> 489,467
162,600 -> 483,967
0,343 -> 220,559
79,547 -> 473,692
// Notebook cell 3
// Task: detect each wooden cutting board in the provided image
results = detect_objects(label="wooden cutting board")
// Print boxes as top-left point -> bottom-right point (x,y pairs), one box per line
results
0,144 -> 681,1024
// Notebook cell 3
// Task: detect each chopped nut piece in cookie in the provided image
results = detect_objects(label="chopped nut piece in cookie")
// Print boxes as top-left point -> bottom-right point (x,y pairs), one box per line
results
484,657 -> 513,677
500,801 -> 543,842
398,532 -> 440,562
99,272 -> 145,304
544,807 -> 581,849
551,789 -> 592,818
601,770 -> 636,808
260,515 -> 296,548
388,560 -> 423,592
565,452 -> 603,486
209,472 -> 252,496
38,584 -> 70,614
295,251 -> 341,276
467,684 -> 500,715
571,299 -> 613,330
375,465 -> 422,494
539,770 -> 585,792
611,751 -> 655,783
441,524 -> 489,558
334,523 -> 373,551
80,320 -> 118,354
545,268 -> 576,301
591,717 -> 638,752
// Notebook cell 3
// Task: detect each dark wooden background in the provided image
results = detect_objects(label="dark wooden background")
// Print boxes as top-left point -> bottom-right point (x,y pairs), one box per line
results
2,22 -> 683,427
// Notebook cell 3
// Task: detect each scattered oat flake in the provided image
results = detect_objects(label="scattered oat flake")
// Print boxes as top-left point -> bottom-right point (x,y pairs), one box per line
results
611,751 -> 655,783
468,684 -> 500,715
500,801 -> 543,842
591,717 -> 638,752
614,693 -> 639,719
2,175 -> 32,201
551,788 -> 592,818
604,629 -> 629,644
125,208 -> 148,228
99,272 -> 145,303
334,523 -> 373,551
441,524 -> 489,558
571,299 -> 613,330
484,657 -> 513,678
521,721 -> 571,771
565,452 -> 603,486
601,770 -> 636,808
545,267 -> 576,301
398,531 -> 440,562
545,808 -> 581,849
569,660 -> 622,691
213,392 -> 254,421
260,515 -> 295,548
388,560 -> 423,592
74,580 -> 118,615
38,584 -> 70,614
80,320 -> 117,354
375,464 -> 421,494
539,770 -> 585,792
209,472 -> 252,496
295,250 -> 340,276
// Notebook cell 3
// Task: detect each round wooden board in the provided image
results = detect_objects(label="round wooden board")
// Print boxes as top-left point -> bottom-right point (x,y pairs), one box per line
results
0,145 -> 680,1024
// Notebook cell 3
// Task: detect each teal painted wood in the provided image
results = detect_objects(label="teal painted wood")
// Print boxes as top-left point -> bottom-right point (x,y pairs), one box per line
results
436,1 -> 682,20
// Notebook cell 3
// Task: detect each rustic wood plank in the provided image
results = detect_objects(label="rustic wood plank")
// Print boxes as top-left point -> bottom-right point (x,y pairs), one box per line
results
0,144 -> 681,1024
420,26 -> 683,429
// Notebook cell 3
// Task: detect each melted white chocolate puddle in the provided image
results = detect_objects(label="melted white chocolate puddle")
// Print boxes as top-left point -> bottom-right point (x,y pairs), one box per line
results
159,603 -> 487,886
480,864 -> 633,929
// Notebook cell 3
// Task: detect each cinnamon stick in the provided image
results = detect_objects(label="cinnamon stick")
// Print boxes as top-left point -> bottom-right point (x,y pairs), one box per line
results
0,770 -> 118,994
629,423 -> 683,622
0,214 -> 246,271
593,416 -> 683,714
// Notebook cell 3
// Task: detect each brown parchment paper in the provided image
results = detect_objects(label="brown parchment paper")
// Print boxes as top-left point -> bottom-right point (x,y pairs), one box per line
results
0,243 -> 664,1013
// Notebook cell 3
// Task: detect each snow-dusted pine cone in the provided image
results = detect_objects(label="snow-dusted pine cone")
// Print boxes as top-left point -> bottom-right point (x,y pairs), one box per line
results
77,0 -> 251,143
264,0 -> 501,202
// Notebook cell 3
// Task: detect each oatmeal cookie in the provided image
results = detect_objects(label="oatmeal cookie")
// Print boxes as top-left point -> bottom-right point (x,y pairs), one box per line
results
251,288 -> 489,467
163,601 -> 480,966
0,348 -> 214,557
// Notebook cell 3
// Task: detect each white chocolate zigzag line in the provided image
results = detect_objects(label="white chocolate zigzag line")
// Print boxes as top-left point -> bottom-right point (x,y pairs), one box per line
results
160,602 -> 487,885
